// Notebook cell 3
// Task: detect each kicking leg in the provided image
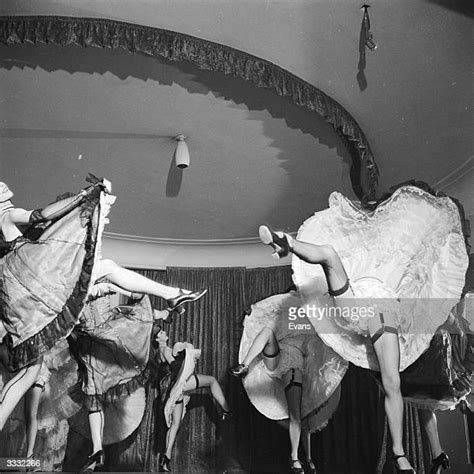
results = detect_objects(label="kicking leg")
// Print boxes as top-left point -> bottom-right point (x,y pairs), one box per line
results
371,325 -> 414,472
184,374 -> 231,416
97,259 -> 206,307
259,226 -> 348,293
229,327 -> 280,377
283,368 -> 304,472
0,361 -> 42,430
289,240 -> 348,294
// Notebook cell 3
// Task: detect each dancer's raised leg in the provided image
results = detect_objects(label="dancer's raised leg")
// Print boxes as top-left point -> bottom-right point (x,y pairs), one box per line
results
259,226 -> 348,292
183,374 -> 231,417
229,327 -> 280,377
97,259 -> 206,307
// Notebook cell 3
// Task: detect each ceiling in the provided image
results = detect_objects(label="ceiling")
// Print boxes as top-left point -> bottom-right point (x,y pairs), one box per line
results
0,42 -> 355,240
0,0 -> 472,250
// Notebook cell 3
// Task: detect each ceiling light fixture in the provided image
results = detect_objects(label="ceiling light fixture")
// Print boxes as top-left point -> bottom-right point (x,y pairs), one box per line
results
174,135 -> 190,169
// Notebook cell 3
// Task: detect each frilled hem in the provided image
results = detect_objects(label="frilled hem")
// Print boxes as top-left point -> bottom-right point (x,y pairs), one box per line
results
71,367 -> 150,412
6,189 -> 101,371
293,181 -> 470,371
376,180 -> 471,253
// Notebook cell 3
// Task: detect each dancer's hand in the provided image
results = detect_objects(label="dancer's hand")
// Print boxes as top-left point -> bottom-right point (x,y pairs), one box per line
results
153,309 -> 172,321
156,330 -> 169,347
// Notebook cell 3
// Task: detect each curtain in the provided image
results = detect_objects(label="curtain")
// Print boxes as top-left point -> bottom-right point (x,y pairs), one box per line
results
3,264 -> 430,473
109,266 -> 429,472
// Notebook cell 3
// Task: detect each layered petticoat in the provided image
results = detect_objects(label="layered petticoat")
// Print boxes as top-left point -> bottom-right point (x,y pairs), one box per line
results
399,299 -> 473,411
292,186 -> 468,373
239,291 -> 348,431
64,295 -> 156,445
0,187 -> 114,371
69,294 -> 155,411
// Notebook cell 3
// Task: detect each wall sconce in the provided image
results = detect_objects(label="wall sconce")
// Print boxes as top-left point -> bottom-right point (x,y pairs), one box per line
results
174,135 -> 190,169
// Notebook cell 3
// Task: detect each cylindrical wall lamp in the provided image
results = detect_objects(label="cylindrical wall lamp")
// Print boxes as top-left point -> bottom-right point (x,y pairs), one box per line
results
174,135 -> 190,169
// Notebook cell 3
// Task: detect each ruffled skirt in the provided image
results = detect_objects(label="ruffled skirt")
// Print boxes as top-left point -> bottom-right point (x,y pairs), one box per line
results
239,292 -> 347,430
70,294 -> 155,412
293,185 -> 468,371
0,189 -> 113,371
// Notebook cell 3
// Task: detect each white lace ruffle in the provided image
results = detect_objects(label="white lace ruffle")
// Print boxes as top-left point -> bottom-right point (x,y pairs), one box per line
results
239,292 -> 348,428
293,186 -> 468,371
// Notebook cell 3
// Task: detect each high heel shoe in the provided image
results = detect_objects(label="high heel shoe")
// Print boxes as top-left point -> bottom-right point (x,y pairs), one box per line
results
289,458 -> 304,473
228,363 -> 249,378
79,449 -> 105,473
161,306 -> 186,325
304,459 -> 317,474
221,409 -> 233,421
259,225 -> 291,259
393,454 -> 416,473
430,452 -> 449,474
159,453 -> 171,472
166,288 -> 207,310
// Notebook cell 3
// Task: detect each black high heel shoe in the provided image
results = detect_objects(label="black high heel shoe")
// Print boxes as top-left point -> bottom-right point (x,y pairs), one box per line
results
79,450 -> 105,473
166,288 -> 207,310
393,454 -> 416,473
289,458 -> 304,473
159,453 -> 171,472
160,306 -> 186,325
221,409 -> 233,421
228,363 -> 249,378
430,452 -> 449,474
304,459 -> 317,474
259,225 -> 291,259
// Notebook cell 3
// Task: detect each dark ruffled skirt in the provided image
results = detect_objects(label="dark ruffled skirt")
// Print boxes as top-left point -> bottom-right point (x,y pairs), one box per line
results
69,295 -> 155,412
400,327 -> 472,410
0,188 -> 106,371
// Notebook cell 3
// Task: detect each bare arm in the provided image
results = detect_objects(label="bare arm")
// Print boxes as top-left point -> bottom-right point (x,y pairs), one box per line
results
160,346 -> 175,365
33,187 -> 100,223
2,208 -> 33,241
5,208 -> 33,225
156,331 -> 175,364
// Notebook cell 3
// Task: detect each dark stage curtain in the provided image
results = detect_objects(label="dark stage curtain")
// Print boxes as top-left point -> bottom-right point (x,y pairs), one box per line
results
0,265 -> 434,472
59,265 -> 430,473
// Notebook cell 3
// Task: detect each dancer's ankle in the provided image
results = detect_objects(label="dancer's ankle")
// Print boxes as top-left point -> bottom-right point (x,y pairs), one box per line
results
167,288 -> 181,299
92,445 -> 103,455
